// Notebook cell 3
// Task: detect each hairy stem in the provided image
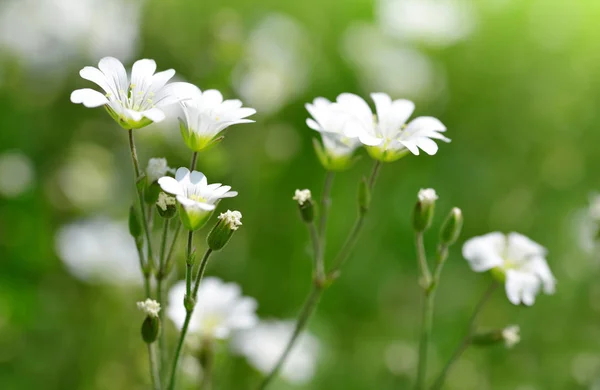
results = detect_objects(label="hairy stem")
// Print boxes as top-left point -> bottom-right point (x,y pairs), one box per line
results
148,343 -> 161,390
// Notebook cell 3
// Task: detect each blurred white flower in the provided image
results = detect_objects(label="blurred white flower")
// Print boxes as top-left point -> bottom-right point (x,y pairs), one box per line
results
306,97 -> 362,171
71,57 -> 197,129
377,0 -> 475,47
55,218 -> 141,285
293,189 -> 312,206
502,325 -> 520,348
462,232 -> 556,306
0,0 -> 141,70
158,167 -> 237,231
0,151 -> 34,197
418,188 -> 438,204
146,158 -> 172,183
137,299 -> 160,318
168,278 -> 258,342
342,24 -> 441,100
179,87 -> 256,151
233,14 -> 311,115
231,320 -> 320,384
334,92 -> 449,162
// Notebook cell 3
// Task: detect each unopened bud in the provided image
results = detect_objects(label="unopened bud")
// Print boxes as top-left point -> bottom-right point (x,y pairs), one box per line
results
293,189 -> 314,223
472,325 -> 520,349
440,207 -> 463,246
129,205 -> 143,240
412,188 -> 438,232
358,177 -> 371,215
144,181 -> 161,204
137,299 -> 161,343
156,192 -> 177,219
207,210 -> 242,251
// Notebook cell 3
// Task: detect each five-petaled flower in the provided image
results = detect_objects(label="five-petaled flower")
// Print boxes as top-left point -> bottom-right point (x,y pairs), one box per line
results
70,57 -> 196,129
305,97 -> 362,171
179,87 -> 256,151
158,167 -> 237,231
335,92 -> 450,162
462,232 -> 556,306
167,277 -> 258,344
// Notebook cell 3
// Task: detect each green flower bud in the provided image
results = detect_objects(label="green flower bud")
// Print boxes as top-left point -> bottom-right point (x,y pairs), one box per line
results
144,181 -> 161,204
156,192 -> 177,219
128,205 -> 143,240
293,189 -> 314,223
412,188 -> 438,232
439,207 -> 463,246
358,177 -> 371,216
137,299 -> 161,344
472,325 -> 520,349
207,210 -> 242,251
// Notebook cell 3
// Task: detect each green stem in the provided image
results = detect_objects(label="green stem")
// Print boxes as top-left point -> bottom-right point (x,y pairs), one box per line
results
190,151 -> 198,171
257,161 -> 382,390
415,232 -> 432,288
157,218 -> 170,377
307,222 -> 323,281
148,343 -> 161,390
185,231 -> 194,297
318,171 -> 334,237
199,340 -> 215,390
430,281 -> 498,390
192,249 -> 214,298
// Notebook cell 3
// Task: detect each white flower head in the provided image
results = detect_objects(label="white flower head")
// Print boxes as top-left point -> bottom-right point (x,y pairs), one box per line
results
462,232 -> 556,306
168,278 -> 258,342
502,325 -> 520,348
137,298 -> 161,318
70,56 -> 197,129
293,189 -> 312,206
218,210 -> 243,231
179,87 -> 256,151
158,167 -> 237,231
335,92 -> 450,162
418,188 -> 438,205
306,97 -> 362,170
146,157 -> 172,183
231,320 -> 320,384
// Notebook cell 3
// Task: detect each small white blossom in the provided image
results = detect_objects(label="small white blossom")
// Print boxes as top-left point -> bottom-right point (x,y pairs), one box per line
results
70,56 -> 197,129
306,97 -> 361,170
334,92 -> 450,162
179,87 -> 256,151
168,277 -> 258,342
462,232 -> 556,306
218,210 -> 243,231
146,158 -> 171,183
137,299 -> 161,318
158,167 -> 237,230
502,325 -> 520,348
418,188 -> 438,204
293,189 -> 312,206
231,320 -> 320,384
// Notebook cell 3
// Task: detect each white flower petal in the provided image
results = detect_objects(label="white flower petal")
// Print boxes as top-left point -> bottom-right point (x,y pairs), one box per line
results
507,232 -> 547,263
151,69 -> 176,90
462,232 -> 506,272
190,171 -> 206,185
70,89 -> 109,108
98,57 -> 128,95
202,89 -> 224,106
175,167 -> 191,181
79,66 -> 113,95
158,176 -> 184,196
131,59 -> 157,88
142,108 -> 166,123
306,118 -> 322,131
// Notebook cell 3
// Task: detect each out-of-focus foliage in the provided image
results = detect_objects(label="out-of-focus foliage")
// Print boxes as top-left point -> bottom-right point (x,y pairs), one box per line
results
2,0 -> 600,389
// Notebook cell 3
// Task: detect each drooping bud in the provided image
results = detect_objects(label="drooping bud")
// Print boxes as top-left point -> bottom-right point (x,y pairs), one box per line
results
129,205 -> 143,241
146,158 -> 170,184
207,210 -> 242,251
293,189 -> 314,223
358,177 -> 371,215
156,192 -> 177,219
412,188 -> 438,232
137,299 -> 161,343
439,207 -> 463,246
472,325 -> 520,349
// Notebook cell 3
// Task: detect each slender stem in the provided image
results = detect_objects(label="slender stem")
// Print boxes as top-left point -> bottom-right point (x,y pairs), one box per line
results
136,244 -> 151,298
415,232 -> 432,288
318,171 -> 335,237
256,284 -> 324,390
186,231 -> 194,297
168,248 -> 215,390
307,222 -> 322,280
164,222 -> 182,273
430,282 -> 498,390
258,161 -> 382,390
190,152 -> 198,171
148,344 -> 161,390
157,218 -> 170,377
127,129 -> 155,275
199,340 -> 215,390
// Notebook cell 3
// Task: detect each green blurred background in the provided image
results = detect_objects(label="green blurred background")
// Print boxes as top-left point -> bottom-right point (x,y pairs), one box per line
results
2,0 -> 600,389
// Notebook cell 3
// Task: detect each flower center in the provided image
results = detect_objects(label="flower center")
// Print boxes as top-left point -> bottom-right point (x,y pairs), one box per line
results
188,194 -> 207,203
201,314 -> 223,334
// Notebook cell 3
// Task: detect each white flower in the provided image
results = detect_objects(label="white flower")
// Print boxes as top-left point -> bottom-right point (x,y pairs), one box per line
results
168,277 -> 258,342
146,158 -> 172,183
218,210 -> 243,231
137,299 -> 161,318
336,92 -> 450,162
418,188 -> 438,204
293,189 -> 312,206
55,218 -> 140,285
589,193 -> 600,221
158,167 -> 237,231
0,150 -> 34,197
179,87 -> 256,151
70,56 -> 197,129
231,320 -> 320,385
306,97 -> 362,170
462,232 -> 556,306
502,325 -> 520,348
